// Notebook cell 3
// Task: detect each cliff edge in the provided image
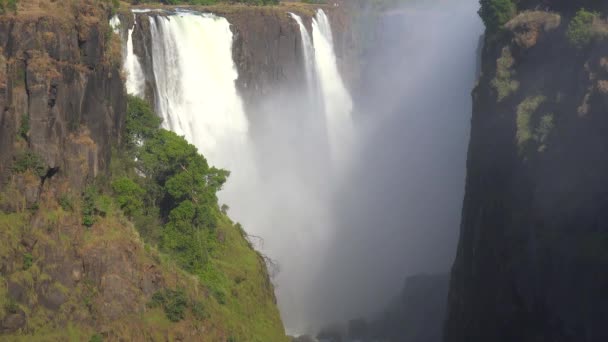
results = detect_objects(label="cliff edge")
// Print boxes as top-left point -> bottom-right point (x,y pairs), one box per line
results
446,2 -> 608,341
0,1 -> 287,340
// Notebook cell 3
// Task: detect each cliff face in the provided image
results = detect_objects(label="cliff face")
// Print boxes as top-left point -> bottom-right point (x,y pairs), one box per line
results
446,7 -> 608,342
0,2 -> 287,341
0,1 -> 125,192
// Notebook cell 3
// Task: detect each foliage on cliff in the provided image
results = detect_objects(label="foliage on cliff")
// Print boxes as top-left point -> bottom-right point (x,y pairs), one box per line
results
0,99 -> 287,341
479,0 -> 516,32
446,1 -> 608,341
0,1 -> 287,340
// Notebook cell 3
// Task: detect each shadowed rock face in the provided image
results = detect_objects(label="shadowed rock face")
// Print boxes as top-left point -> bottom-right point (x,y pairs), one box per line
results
0,2 -> 126,191
446,7 -> 608,342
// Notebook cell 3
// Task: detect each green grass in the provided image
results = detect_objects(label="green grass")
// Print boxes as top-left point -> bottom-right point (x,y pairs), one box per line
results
198,214 -> 287,342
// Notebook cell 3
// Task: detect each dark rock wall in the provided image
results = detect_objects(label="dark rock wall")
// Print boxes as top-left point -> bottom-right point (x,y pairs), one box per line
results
445,10 -> 608,342
0,4 -> 126,191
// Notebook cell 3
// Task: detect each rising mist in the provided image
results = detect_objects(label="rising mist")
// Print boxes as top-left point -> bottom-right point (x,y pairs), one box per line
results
118,1 -> 483,335
301,0 -> 483,333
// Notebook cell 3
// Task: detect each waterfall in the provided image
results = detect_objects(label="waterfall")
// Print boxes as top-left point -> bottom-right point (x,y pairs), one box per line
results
125,15 -> 146,97
109,15 -> 120,34
110,14 -> 146,97
312,9 -> 353,163
146,13 -> 250,173
289,13 -> 316,99
118,9 -> 355,334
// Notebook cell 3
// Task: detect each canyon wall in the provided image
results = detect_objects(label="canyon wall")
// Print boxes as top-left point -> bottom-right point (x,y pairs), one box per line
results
0,2 -> 287,340
446,4 -> 608,341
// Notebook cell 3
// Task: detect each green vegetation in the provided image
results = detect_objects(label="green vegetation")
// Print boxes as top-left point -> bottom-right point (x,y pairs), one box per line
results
11,151 -> 47,178
82,186 -> 97,227
114,95 -> 229,274
22,253 -> 33,270
111,177 -> 144,217
59,194 -> 74,211
0,0 -> 18,14
0,94 -> 285,340
19,114 -> 29,140
478,0 -> 516,32
516,96 -> 556,155
535,114 -> 554,152
4,297 -> 19,314
567,9 -> 600,48
89,334 -> 103,342
492,47 -> 519,101
146,282 -> 227,323
109,96 -> 286,341
148,289 -> 188,322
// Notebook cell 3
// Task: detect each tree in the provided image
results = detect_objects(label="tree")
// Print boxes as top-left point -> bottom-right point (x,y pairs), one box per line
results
479,0 -> 516,32
111,177 -> 144,217
567,9 -> 598,48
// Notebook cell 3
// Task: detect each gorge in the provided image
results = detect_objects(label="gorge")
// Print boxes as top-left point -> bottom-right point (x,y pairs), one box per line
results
1,0 -> 608,341
112,0 -> 482,335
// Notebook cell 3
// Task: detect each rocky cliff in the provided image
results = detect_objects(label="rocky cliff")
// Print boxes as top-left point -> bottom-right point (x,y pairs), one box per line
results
446,3 -> 608,342
0,0 -> 124,192
0,1 -> 287,341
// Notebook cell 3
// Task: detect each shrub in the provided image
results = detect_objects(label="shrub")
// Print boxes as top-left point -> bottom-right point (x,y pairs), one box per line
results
567,9 -> 598,48
59,194 -> 74,211
95,195 -> 113,217
82,186 -> 98,227
111,177 -> 144,217
18,114 -> 29,140
492,47 -> 519,101
479,0 -> 516,32
191,300 -> 207,320
148,289 -> 188,322
22,253 -> 33,270
516,96 -> 546,153
89,334 -> 103,342
125,95 -> 162,151
0,0 -> 18,14
11,151 -> 46,177
4,298 -> 18,314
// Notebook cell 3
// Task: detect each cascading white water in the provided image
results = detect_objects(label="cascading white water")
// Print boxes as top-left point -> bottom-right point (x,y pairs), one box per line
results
118,9 -> 356,334
147,13 -> 250,173
109,15 -> 120,34
312,9 -> 354,163
125,15 -> 146,97
110,14 -> 146,97
289,13 -> 316,99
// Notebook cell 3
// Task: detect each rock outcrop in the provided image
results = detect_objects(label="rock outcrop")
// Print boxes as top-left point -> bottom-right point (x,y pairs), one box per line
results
0,0 -> 125,190
445,5 -> 608,342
